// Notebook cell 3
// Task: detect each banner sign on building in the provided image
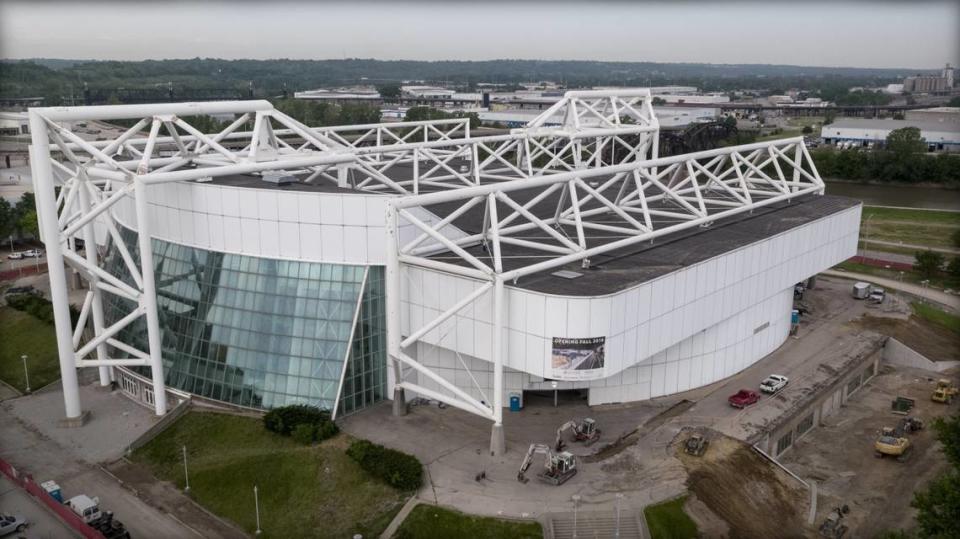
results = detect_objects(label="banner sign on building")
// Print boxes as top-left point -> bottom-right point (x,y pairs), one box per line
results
551,337 -> 606,380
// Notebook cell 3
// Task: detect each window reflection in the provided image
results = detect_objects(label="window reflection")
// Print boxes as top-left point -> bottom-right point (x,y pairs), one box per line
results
102,227 -> 386,415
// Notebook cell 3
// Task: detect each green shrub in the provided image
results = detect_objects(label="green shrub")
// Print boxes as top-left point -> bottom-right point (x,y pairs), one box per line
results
316,420 -> 339,441
291,423 -> 316,445
347,439 -> 422,491
5,293 -> 80,326
263,405 -> 331,436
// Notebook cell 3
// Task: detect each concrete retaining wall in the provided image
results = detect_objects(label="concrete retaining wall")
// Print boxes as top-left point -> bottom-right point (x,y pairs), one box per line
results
758,339 -> 883,458
883,338 -> 960,373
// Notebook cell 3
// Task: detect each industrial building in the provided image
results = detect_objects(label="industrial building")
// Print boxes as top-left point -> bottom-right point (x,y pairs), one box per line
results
902,63 -> 955,94
28,89 -> 858,454
820,117 -> 960,152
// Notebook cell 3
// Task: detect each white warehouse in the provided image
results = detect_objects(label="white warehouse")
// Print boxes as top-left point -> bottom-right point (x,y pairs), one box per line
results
28,89 -> 859,455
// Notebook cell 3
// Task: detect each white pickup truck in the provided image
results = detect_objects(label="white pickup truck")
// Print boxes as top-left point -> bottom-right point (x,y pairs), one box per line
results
759,374 -> 789,394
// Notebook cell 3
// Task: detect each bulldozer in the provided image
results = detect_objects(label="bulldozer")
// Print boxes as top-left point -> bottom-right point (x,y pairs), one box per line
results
874,417 -> 923,462
518,443 -> 578,486
554,418 -> 601,451
684,434 -> 709,457
932,379 -> 958,404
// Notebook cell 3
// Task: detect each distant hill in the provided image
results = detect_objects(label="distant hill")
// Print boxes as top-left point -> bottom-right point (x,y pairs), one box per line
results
0,57 -> 940,105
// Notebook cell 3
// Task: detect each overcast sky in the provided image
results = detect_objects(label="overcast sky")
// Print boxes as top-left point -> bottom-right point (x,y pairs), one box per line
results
1,1 -> 957,69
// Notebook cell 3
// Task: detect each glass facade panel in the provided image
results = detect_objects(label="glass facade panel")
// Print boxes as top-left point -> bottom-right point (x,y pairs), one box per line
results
102,227 -> 386,413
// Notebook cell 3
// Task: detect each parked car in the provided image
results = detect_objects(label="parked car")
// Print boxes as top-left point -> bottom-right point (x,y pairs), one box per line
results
6,252 -> 23,260
869,288 -> 885,304
760,374 -> 789,394
22,249 -> 44,258
728,389 -> 760,408
0,514 -> 27,536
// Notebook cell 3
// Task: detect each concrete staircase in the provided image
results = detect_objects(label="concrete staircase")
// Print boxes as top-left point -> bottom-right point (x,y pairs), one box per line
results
545,510 -> 646,539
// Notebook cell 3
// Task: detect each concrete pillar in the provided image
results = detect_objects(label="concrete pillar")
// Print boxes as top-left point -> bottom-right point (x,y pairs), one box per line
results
490,278 -> 506,457
490,423 -> 505,457
393,386 -> 407,417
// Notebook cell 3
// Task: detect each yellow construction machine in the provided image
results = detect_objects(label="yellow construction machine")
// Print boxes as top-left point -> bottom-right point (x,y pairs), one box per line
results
932,379 -> 958,404
874,417 -> 923,462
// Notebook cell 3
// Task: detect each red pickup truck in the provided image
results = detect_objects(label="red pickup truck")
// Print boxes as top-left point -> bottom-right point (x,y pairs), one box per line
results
728,389 -> 760,408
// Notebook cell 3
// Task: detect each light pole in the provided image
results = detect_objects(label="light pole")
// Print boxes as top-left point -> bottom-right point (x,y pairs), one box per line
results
552,380 -> 558,407
615,493 -> 624,538
572,494 -> 581,539
254,485 -> 262,536
21,355 -> 30,393
182,445 -> 190,494
921,279 -> 930,304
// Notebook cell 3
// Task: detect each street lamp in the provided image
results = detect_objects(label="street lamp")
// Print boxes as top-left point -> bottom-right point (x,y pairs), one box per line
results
254,485 -> 262,536
572,494 -> 581,539
182,445 -> 191,494
552,380 -> 558,407
21,355 -> 30,393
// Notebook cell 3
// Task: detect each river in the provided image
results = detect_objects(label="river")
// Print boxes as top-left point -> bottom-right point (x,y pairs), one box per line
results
824,181 -> 960,211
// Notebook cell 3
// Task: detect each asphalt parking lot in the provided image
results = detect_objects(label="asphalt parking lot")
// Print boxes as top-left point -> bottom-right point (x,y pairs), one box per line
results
0,474 -> 79,539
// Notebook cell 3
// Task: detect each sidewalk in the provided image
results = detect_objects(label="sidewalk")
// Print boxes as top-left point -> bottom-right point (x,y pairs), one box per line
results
822,269 -> 960,312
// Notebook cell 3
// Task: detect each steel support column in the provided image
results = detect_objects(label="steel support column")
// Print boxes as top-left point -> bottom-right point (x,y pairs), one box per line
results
28,111 -> 83,419
490,277 -> 506,456
385,202 -> 406,415
133,176 -> 167,416
78,179 -> 112,386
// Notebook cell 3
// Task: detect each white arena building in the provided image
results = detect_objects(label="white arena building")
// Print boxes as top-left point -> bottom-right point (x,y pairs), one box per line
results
28,89 -> 860,454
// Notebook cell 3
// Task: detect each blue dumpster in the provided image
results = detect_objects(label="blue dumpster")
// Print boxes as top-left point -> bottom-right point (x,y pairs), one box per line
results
509,393 -> 522,412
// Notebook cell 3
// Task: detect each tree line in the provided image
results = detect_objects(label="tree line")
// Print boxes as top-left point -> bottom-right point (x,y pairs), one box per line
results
0,192 -> 38,244
811,127 -> 960,185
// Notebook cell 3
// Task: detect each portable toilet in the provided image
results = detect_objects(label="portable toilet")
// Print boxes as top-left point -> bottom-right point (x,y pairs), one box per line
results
509,392 -> 523,412
41,480 -> 63,503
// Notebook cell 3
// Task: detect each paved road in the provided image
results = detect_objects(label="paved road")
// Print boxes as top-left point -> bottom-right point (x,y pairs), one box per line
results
822,269 -> 960,311
0,474 -> 80,539
0,407 -> 200,538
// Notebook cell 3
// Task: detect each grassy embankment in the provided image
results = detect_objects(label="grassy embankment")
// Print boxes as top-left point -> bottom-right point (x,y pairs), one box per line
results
643,496 -> 699,539
395,504 -> 542,539
0,307 -> 60,393
132,412 -> 408,539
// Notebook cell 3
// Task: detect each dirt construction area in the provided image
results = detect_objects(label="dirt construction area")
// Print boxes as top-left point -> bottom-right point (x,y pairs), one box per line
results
780,365 -> 959,537
341,276 -> 959,536
677,434 -> 810,538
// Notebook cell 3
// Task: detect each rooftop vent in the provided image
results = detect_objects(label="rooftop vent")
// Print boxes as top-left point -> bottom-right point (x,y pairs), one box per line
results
261,171 -> 297,185
552,270 -> 583,279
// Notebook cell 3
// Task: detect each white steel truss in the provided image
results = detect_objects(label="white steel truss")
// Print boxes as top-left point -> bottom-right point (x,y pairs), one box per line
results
385,136 -> 824,454
29,90 -> 660,422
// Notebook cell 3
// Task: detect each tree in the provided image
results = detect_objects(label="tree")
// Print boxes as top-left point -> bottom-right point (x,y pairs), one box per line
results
19,210 -> 38,238
949,257 -> 960,279
0,197 -> 15,241
802,125 -> 813,134
886,127 -> 926,156
913,250 -> 945,279
651,97 -> 666,106
911,414 -> 960,538
377,84 -> 402,99
948,96 -> 960,107
952,229 -> 960,249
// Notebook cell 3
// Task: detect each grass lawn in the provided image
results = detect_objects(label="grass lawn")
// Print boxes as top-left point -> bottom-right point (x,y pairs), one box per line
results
912,302 -> 960,335
0,307 -> 60,393
862,206 -> 960,226
395,504 -> 542,539
132,412 -> 408,539
863,220 -> 958,249
644,496 -> 698,539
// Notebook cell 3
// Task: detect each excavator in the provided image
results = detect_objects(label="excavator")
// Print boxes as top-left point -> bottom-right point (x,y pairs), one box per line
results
517,444 -> 578,486
874,417 -> 924,462
932,379 -> 958,404
554,418 -> 601,451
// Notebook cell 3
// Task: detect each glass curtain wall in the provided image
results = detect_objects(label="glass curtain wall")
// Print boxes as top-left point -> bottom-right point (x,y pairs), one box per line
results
102,227 -> 386,412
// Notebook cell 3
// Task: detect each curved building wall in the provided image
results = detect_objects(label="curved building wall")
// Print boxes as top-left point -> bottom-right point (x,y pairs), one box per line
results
400,204 -> 860,405
102,227 -> 387,414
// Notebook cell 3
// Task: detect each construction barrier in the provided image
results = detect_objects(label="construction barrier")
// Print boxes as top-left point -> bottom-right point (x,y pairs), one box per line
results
0,456 -> 105,539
